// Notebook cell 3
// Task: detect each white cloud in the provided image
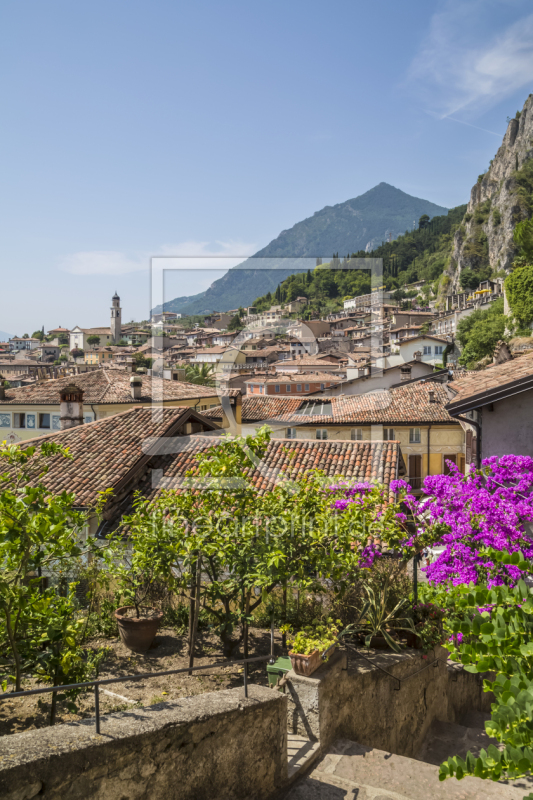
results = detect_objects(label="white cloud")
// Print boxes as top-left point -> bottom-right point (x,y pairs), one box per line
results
155,239 -> 257,271
408,1 -> 533,119
61,250 -> 146,275
61,239 -> 257,276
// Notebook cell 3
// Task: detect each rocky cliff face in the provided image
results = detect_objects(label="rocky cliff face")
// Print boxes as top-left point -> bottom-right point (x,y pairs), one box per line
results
449,93 -> 533,293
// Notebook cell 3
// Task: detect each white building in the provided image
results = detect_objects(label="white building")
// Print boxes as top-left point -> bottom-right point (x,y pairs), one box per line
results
396,335 -> 448,366
9,337 -> 41,353
69,293 -> 123,351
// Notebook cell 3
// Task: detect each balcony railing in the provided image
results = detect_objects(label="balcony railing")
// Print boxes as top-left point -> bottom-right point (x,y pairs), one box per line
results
408,476 -> 422,490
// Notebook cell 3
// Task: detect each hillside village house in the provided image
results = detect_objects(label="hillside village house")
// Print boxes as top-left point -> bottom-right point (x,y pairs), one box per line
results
9,337 -> 41,353
329,359 -> 436,395
245,372 -> 345,396
271,354 -> 346,375
204,382 -> 465,489
83,347 -> 116,366
0,370 -> 221,442
47,327 -> 71,339
393,335 -> 448,365
446,350 -> 533,462
69,326 -> 116,351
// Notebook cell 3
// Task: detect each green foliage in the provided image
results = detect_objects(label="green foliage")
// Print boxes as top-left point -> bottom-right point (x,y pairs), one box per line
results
132,352 -> 153,370
460,268 -> 482,291
424,554 -> 533,798
513,219 -> 533,262
105,428 -> 406,658
184,362 -> 215,386
492,208 -> 502,226
251,587 -> 326,629
286,618 -> 340,656
456,298 -> 506,366
70,348 -> 84,359
513,157 -> 533,218
0,442 -> 107,719
227,313 -> 243,332
31,330 -> 44,341
343,582 -> 417,653
505,262 -> 533,329
86,335 -> 101,349
252,206 -> 467,312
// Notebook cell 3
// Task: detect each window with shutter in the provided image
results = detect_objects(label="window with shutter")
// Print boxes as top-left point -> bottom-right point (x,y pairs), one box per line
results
408,454 -> 422,490
466,430 -> 472,463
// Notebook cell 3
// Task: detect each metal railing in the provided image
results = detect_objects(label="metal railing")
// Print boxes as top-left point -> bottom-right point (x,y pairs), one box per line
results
0,654 -> 274,735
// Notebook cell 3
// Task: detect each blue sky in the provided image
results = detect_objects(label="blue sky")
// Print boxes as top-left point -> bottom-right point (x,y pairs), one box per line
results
1,0 -> 533,335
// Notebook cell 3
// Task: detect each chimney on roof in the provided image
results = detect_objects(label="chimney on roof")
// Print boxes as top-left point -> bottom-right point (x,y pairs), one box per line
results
59,384 -> 84,430
130,374 -> 143,399
428,389 -> 435,403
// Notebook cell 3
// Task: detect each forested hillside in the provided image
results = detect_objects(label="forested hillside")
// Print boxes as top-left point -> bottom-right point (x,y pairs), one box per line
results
252,205 -> 467,316
153,183 -> 447,316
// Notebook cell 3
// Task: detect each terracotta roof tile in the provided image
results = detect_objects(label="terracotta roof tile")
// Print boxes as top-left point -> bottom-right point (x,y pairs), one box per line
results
203,382 -> 456,425
140,437 -> 403,501
0,370 -> 217,405
447,351 -> 533,410
11,412 -> 403,508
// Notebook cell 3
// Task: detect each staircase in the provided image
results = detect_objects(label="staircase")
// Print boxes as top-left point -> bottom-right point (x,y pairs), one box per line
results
283,713 -> 533,799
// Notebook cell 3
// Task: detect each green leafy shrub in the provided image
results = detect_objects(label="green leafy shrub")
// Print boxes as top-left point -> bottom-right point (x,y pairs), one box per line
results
251,588 -> 326,630
457,298 -> 506,365
505,263 -> 533,329
286,618 -> 339,656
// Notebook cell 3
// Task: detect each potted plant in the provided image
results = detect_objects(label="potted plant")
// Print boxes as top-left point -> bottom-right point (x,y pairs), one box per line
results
286,618 -> 340,677
344,583 -> 417,653
406,602 -> 445,652
106,556 -> 164,654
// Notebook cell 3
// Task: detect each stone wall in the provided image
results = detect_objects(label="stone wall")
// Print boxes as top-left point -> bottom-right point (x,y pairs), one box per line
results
0,686 -> 287,800
286,645 -> 494,758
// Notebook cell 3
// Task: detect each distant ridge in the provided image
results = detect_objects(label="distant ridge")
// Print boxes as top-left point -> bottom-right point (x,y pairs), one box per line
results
155,183 -> 447,315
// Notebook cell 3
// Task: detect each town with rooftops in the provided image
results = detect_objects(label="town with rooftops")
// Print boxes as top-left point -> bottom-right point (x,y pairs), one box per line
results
3,6 -> 533,800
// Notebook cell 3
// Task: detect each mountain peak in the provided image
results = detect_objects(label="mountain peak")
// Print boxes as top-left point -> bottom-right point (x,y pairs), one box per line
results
155,185 -> 447,316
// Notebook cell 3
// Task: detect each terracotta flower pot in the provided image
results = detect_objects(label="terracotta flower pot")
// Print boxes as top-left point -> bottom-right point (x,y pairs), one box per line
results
115,606 -> 163,654
289,649 -> 323,676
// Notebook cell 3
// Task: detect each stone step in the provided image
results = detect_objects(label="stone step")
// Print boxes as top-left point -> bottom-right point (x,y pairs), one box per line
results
415,718 -> 496,766
287,734 -> 321,781
283,738 -> 529,799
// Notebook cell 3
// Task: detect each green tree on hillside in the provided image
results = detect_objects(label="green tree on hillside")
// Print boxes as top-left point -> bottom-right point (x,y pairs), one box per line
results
456,299 -> 506,367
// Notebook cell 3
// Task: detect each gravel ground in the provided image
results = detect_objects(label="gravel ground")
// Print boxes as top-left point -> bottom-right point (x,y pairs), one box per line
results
0,626 -> 283,736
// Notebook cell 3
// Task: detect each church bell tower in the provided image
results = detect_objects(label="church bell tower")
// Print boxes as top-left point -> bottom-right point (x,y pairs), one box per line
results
111,291 -> 122,344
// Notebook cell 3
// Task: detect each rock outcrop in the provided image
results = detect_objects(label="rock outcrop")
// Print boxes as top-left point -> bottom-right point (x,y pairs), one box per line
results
449,93 -> 533,293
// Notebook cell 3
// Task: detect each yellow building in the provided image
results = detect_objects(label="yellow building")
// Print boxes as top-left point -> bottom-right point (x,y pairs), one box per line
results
204,382 -> 465,489
84,348 -> 115,365
0,369 -> 221,442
